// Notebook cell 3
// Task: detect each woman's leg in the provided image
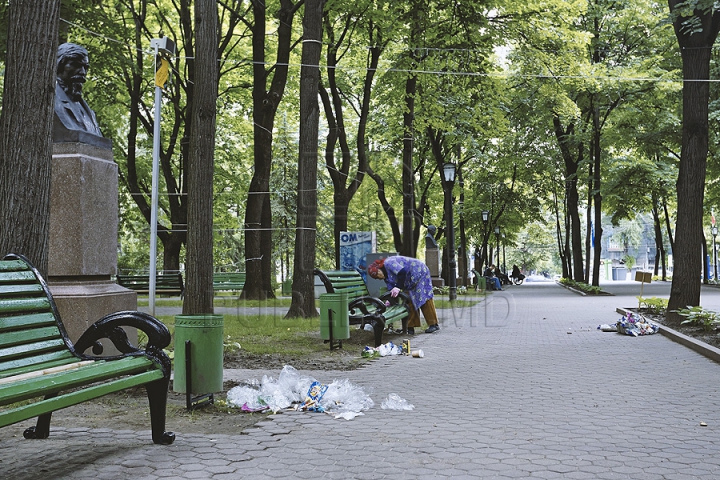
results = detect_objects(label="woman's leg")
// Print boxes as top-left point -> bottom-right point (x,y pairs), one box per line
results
420,298 -> 439,326
406,305 -> 421,328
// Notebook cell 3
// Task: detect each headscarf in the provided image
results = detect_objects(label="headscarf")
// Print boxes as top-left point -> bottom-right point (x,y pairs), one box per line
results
367,258 -> 385,279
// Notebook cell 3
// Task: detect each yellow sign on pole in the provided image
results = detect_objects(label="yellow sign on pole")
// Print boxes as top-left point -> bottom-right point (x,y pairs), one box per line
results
155,57 -> 170,89
635,271 -> 652,308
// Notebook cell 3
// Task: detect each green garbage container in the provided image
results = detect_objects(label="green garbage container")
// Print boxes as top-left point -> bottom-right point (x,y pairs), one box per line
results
282,278 -> 292,296
319,293 -> 350,340
173,314 -> 224,394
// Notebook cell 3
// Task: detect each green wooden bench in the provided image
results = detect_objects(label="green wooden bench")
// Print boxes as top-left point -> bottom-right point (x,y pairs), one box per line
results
0,253 -> 175,445
314,269 -> 411,347
472,269 -> 488,291
117,273 -> 184,297
213,272 -> 246,292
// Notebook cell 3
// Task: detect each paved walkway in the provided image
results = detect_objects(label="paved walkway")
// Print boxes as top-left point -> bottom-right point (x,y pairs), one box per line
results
3,281 -> 720,479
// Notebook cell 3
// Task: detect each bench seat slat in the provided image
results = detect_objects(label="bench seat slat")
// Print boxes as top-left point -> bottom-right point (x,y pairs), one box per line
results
0,356 -> 156,405
0,370 -> 164,429
0,356 -> 82,380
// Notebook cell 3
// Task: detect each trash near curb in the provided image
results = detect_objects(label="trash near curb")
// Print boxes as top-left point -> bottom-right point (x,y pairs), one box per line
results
226,365 -> 414,420
598,311 -> 659,337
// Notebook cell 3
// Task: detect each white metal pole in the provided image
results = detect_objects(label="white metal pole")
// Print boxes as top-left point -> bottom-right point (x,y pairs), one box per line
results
149,44 -> 161,316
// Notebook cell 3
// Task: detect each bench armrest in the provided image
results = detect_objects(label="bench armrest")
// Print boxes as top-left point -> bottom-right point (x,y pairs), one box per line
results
348,295 -> 388,315
73,311 -> 172,373
379,291 -> 411,308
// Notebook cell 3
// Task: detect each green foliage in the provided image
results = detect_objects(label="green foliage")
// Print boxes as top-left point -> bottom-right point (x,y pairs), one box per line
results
676,306 -> 720,332
559,277 -> 602,295
637,296 -> 669,315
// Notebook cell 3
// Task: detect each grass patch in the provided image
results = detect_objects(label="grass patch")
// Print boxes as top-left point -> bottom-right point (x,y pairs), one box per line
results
158,314 -> 322,356
137,296 -> 293,308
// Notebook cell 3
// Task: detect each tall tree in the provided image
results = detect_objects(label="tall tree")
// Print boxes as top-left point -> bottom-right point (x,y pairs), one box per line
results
0,1 -> 60,275
242,0 -> 303,300
287,0 -> 325,318
320,2 -> 391,266
183,0 -> 218,315
667,1 -> 720,323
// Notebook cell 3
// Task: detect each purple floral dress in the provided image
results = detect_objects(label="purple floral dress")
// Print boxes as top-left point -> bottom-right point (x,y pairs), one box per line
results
382,256 -> 434,309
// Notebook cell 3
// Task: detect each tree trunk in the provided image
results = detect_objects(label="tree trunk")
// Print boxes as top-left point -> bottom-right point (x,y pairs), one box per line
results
0,1 -> 60,276
591,104 -> 603,287
243,0 -> 298,300
667,4 -> 720,323
287,0 -> 324,318
401,74 -> 417,257
183,0 -> 218,315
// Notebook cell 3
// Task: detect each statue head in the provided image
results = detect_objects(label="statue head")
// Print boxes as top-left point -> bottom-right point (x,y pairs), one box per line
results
56,43 -> 90,101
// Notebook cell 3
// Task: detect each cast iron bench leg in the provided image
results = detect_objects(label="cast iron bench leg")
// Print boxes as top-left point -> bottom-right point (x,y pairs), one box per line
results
372,316 -> 385,347
23,392 -> 58,439
145,377 -> 175,445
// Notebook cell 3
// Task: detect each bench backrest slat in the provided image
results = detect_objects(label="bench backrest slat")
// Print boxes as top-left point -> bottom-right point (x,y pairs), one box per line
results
0,259 -> 74,376
0,326 -> 62,349
0,312 -> 57,332
315,270 -> 371,300
0,339 -> 68,363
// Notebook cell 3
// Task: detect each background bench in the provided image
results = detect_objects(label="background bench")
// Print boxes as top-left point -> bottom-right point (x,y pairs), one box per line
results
213,272 -> 246,292
0,254 -> 175,445
314,269 -> 410,347
117,273 -> 184,297
472,269 -> 489,291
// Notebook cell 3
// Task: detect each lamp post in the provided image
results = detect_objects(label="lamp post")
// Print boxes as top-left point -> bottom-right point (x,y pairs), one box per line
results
502,233 -> 506,273
713,226 -> 718,281
443,162 -> 457,300
494,226 -> 500,267
148,36 -> 175,316
481,210 -> 489,269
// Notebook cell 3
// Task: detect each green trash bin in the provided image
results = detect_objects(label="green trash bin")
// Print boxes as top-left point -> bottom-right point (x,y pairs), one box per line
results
173,314 -> 224,394
282,278 -> 292,296
319,293 -> 350,340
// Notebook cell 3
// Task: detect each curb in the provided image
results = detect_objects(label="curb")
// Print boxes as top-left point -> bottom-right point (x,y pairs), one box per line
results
616,307 -> 720,365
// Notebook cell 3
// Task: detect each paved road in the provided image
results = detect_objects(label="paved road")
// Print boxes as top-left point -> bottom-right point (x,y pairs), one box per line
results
3,281 -> 720,479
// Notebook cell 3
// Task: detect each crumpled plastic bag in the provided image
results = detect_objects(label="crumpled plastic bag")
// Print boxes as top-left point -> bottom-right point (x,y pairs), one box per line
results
376,342 -> 402,356
381,393 -> 414,411
226,384 -> 268,412
226,365 -> 374,420
322,378 -> 374,417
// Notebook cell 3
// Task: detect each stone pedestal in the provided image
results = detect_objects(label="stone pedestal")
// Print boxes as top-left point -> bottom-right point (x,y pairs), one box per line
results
48,143 -> 137,351
425,248 -> 444,287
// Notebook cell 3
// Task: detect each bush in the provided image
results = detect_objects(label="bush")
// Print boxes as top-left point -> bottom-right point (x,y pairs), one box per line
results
637,296 -> 668,315
559,278 -> 602,295
675,306 -> 720,332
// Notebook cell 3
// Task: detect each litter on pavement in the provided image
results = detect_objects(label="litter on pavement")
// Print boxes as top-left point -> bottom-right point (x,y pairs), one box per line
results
598,312 -> 659,336
226,365 -> 413,420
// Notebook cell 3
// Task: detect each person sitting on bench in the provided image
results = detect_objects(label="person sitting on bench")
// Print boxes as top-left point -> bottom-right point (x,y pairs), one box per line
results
483,264 -> 503,291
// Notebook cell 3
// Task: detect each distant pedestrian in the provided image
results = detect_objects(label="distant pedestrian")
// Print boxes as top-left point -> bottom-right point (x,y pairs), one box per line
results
367,256 -> 440,335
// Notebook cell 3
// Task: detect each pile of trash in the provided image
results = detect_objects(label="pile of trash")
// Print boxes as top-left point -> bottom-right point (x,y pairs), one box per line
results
598,312 -> 659,337
225,365 -> 413,420
361,341 -> 405,358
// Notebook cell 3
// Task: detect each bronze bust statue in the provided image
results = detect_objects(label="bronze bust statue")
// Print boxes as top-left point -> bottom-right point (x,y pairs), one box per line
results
53,43 -> 111,148
425,225 -> 439,249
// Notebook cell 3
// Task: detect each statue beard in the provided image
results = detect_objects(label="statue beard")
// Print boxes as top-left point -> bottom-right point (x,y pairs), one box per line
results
60,77 -> 85,101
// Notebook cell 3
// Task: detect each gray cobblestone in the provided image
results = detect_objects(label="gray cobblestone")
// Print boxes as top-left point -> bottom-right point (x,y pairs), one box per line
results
5,281 -> 720,478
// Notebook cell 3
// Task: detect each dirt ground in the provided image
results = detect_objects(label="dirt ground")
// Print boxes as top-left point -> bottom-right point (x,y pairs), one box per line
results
4,327 -> 410,438
632,308 -> 720,350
